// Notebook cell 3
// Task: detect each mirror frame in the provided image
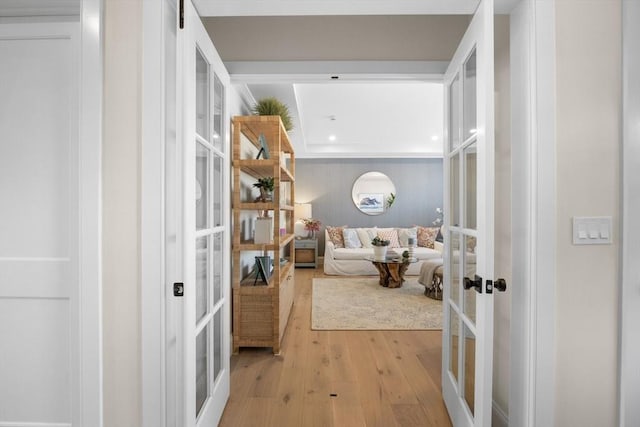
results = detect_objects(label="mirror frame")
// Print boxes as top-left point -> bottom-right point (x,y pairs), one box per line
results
351,171 -> 396,216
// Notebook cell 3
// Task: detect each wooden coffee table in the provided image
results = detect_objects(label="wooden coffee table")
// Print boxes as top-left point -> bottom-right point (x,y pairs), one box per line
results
365,256 -> 417,288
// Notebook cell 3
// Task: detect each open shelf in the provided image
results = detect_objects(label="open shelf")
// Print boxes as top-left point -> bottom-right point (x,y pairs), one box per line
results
232,115 -> 296,355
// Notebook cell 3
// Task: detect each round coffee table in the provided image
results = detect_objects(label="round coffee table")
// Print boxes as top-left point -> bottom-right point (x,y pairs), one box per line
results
365,256 -> 417,288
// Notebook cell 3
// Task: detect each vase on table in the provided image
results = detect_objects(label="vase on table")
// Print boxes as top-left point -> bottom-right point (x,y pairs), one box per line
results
373,245 -> 387,260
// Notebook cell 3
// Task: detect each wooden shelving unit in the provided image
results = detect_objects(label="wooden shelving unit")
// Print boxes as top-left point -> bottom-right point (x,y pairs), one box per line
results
231,116 -> 295,354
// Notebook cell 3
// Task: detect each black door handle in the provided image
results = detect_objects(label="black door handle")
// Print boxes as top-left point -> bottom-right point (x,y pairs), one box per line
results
464,275 -> 483,293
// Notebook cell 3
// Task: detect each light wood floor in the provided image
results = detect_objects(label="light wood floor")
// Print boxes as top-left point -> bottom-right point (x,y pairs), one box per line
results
219,267 -> 452,427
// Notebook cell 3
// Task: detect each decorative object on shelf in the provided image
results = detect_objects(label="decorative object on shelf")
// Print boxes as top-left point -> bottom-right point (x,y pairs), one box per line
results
351,171 -> 396,216
302,218 -> 321,238
371,236 -> 390,260
256,133 -> 270,159
252,97 -> 293,131
294,202 -> 312,237
254,217 -> 273,244
253,255 -> 272,285
386,192 -> 396,208
253,176 -> 274,216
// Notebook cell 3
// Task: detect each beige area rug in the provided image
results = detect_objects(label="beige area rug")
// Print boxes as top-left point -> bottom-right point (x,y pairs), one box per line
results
312,277 -> 442,330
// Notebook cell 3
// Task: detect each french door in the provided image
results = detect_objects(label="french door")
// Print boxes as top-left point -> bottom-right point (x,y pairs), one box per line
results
442,1 -> 504,426
174,1 -> 231,425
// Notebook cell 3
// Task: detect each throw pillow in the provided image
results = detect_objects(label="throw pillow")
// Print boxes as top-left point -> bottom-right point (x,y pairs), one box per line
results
343,228 -> 362,249
397,227 -> 418,247
377,228 -> 400,248
356,228 -> 376,248
416,226 -> 439,248
326,225 -> 347,248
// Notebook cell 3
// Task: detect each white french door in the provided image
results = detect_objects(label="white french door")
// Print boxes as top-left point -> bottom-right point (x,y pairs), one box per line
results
442,1 -> 504,426
175,1 -> 231,425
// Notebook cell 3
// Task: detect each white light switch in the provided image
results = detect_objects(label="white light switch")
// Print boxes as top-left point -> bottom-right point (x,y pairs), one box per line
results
573,216 -> 612,245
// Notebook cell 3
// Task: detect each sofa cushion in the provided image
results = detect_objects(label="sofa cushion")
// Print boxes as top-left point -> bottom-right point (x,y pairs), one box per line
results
416,226 -> 439,248
327,225 -> 347,248
356,228 -> 376,248
343,228 -> 362,249
397,227 -> 418,247
333,247 -> 376,260
377,228 -> 400,248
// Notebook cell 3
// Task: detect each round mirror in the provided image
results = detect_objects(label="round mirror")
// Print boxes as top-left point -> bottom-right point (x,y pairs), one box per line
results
351,171 -> 396,216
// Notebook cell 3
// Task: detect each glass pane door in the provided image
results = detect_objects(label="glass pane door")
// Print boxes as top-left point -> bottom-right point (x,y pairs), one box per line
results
442,1 -> 496,426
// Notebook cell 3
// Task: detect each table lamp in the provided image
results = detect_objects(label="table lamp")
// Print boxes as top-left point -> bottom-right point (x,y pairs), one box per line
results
294,203 -> 312,238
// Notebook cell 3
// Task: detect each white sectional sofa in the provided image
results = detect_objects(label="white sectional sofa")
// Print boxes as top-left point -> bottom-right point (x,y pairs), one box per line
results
323,227 -> 443,276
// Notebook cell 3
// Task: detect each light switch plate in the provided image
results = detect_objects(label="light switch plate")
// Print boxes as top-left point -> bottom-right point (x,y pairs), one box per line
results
572,216 -> 612,245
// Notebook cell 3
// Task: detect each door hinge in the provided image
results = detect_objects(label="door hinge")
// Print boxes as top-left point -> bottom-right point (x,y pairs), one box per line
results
173,282 -> 184,297
179,0 -> 184,29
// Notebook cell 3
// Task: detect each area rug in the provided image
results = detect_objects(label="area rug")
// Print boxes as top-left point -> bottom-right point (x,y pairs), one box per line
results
312,277 -> 442,330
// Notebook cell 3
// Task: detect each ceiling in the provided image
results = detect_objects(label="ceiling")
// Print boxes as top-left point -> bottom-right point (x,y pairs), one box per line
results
197,1 -> 517,158
247,82 -> 444,158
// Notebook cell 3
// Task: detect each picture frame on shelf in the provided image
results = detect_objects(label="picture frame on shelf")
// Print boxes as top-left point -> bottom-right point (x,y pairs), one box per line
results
253,255 -> 272,285
256,133 -> 270,159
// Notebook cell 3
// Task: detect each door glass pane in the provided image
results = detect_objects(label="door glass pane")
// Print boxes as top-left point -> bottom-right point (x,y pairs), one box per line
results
196,142 -> 209,230
212,73 -> 224,151
213,232 -> 223,304
449,73 -> 461,151
213,154 -> 222,227
463,49 -> 477,140
449,308 -> 460,384
213,309 -> 222,381
195,47 -> 209,138
463,323 -> 476,415
464,143 -> 477,230
451,153 -> 460,227
195,327 -> 208,416
196,236 -> 209,324
449,231 -> 461,309
463,235 -> 477,324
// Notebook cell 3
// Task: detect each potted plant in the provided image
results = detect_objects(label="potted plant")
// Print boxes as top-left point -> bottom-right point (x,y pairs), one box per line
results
371,236 -> 390,260
253,97 -> 294,131
253,177 -> 274,201
253,177 -> 275,217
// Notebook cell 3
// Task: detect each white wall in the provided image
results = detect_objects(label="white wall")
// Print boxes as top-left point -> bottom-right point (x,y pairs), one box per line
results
554,1 -> 621,426
103,0 -> 142,426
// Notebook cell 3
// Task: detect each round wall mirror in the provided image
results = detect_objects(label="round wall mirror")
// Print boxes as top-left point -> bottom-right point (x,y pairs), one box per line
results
351,171 -> 396,216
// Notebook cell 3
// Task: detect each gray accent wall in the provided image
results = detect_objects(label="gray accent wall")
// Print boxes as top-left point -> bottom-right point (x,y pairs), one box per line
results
295,158 -> 443,252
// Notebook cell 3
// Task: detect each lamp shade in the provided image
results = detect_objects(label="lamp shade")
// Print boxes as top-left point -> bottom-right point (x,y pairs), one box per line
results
294,203 -> 312,220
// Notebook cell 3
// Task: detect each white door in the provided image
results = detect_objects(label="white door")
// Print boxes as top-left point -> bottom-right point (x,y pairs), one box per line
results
174,1 -> 232,425
0,22 -> 81,425
442,1 -> 505,426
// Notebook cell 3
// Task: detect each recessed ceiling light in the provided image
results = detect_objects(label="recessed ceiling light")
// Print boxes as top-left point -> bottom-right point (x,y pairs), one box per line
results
328,135 -> 336,141
431,135 -> 439,141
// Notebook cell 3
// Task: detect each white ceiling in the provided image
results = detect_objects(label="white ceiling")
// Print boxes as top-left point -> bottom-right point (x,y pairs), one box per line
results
195,0 -> 521,16
247,82 -> 444,158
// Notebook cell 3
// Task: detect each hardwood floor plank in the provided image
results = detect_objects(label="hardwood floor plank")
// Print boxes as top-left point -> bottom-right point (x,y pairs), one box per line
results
367,330 -> 420,405
221,267 -> 452,427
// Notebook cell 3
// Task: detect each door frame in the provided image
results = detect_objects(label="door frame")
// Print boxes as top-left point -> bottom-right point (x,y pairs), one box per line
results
140,2 -> 558,426
621,1 -> 640,425
78,0 -> 104,425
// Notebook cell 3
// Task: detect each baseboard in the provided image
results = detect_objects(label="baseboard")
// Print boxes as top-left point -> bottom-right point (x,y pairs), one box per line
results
492,400 -> 509,427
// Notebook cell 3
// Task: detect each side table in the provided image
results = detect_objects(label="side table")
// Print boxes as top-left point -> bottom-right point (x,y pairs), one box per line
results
295,238 -> 317,268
